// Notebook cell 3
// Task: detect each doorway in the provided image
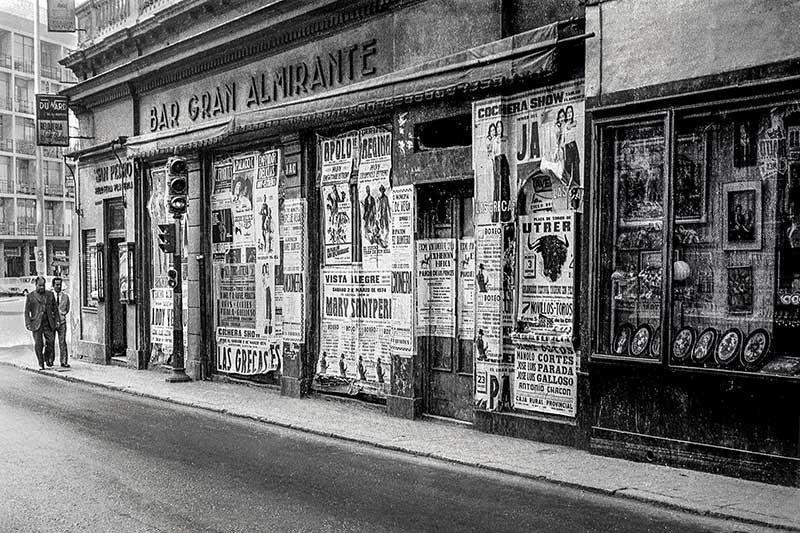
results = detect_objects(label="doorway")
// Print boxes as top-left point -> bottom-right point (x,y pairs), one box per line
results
417,180 -> 474,421
105,199 -> 127,362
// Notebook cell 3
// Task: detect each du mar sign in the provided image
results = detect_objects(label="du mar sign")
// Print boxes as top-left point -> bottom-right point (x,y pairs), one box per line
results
36,95 -> 70,147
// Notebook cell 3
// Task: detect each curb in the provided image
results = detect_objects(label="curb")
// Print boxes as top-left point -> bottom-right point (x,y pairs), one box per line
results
2,358 -> 797,532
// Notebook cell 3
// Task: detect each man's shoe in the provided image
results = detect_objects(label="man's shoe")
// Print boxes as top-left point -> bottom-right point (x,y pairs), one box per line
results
46,361 -> 54,367
60,364 -> 70,368
39,366 -> 45,370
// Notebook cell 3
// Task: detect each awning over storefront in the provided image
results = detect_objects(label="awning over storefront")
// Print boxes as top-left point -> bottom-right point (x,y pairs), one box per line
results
232,21 -> 561,134
125,118 -> 234,160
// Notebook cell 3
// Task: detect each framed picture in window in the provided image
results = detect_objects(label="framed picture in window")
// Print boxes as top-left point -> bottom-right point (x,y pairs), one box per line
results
722,181 -> 761,251
615,136 -> 665,227
727,265 -> 753,314
733,117 -> 757,168
675,133 -> 708,223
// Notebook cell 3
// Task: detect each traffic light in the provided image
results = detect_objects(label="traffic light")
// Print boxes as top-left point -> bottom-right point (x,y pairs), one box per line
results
166,156 -> 188,216
167,267 -> 179,289
157,223 -> 176,254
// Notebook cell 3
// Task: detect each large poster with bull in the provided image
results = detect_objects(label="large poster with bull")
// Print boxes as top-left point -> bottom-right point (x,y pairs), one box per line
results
518,212 -> 575,335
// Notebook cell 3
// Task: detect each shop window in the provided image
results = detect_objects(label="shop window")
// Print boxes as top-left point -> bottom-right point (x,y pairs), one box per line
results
594,106 -> 800,376
83,229 -> 97,307
595,119 -> 666,361
414,114 -> 471,151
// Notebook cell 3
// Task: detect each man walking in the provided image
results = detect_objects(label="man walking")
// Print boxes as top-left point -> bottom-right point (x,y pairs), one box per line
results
24,276 -> 58,370
52,276 -> 70,368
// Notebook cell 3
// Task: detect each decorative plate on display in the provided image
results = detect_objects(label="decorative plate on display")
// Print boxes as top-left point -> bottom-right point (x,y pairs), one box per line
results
630,324 -> 652,358
671,326 -> 695,363
691,328 -> 717,365
741,329 -> 771,370
650,327 -> 662,358
613,324 -> 634,356
714,328 -> 742,367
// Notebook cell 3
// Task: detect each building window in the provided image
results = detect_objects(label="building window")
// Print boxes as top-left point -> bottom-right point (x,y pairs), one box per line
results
83,229 -> 98,307
593,105 -> 800,375
13,34 -> 33,73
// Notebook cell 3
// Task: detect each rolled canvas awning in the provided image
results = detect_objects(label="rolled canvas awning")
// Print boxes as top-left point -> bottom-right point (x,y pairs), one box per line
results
124,21 -> 582,158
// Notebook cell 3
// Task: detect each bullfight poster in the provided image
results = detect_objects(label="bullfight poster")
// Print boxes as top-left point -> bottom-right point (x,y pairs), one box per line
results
358,129 -> 392,271
390,185 -> 415,359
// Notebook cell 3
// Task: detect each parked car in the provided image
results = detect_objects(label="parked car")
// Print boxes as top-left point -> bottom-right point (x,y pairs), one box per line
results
0,276 -> 69,296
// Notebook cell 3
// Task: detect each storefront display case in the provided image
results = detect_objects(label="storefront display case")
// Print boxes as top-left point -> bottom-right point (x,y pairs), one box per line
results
592,105 -> 800,380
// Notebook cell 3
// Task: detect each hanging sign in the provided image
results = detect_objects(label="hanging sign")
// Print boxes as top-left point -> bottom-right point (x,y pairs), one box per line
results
36,95 -> 70,147
47,0 -> 76,32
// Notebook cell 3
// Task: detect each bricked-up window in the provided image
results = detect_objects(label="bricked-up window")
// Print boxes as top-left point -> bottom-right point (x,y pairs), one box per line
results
83,229 -> 97,307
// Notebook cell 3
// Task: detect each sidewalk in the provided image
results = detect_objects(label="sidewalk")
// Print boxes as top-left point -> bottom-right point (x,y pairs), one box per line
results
1,345 -> 797,531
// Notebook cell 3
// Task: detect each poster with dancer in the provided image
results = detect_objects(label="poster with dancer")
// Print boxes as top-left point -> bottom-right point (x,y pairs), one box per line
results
254,149 -> 280,263
210,159 -> 234,262
320,132 -> 358,265
231,153 -> 256,246
358,130 -> 392,271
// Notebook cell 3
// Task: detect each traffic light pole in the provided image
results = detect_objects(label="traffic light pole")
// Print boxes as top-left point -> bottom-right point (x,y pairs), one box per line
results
166,214 -> 191,383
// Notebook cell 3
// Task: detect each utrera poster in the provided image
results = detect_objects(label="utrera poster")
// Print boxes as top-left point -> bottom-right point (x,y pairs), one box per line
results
518,212 -> 575,335
513,338 -> 577,417
320,132 -> 357,265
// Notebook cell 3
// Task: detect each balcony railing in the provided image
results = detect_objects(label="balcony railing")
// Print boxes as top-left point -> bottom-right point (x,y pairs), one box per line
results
65,185 -> 75,198
0,222 -> 14,235
0,139 -> 12,152
14,59 -> 33,74
16,221 -> 36,235
41,65 -> 61,80
0,97 -> 11,111
0,54 -> 10,69
0,180 -> 14,193
45,183 -> 64,196
15,98 -> 33,114
16,140 -> 36,155
45,223 -> 65,237
17,181 -> 35,195
77,0 -> 180,46
42,146 -> 62,159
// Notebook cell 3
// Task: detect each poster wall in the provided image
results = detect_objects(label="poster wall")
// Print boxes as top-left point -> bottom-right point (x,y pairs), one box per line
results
320,132 -> 357,265
391,185 -> 415,358
211,151 -> 285,376
415,239 -> 456,338
471,81 -> 584,416
358,130 -> 392,271
150,287 -> 173,361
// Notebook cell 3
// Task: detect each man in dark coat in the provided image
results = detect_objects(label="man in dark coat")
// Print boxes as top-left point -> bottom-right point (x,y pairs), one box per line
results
24,276 -> 58,370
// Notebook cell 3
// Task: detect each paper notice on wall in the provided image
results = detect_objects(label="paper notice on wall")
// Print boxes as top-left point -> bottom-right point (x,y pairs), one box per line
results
415,239 -> 456,338
518,212 -> 574,335
391,185 -> 414,358
320,132 -> 357,265
474,360 -> 514,412
513,339 -> 577,417
149,287 -> 173,362
254,149 -> 280,263
215,263 -> 256,329
211,159 -> 233,262
358,130 -> 392,271
215,326 -> 281,375
474,224 -> 503,362
319,266 -> 392,390
282,198 -> 306,343
458,238 -> 475,340
231,153 -> 256,246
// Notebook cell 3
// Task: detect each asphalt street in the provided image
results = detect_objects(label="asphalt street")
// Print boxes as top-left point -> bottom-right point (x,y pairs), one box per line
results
0,364 -> 764,533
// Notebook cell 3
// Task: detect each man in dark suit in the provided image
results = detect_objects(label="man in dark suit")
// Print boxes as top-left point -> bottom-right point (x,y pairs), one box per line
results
24,276 -> 58,370
52,276 -> 70,368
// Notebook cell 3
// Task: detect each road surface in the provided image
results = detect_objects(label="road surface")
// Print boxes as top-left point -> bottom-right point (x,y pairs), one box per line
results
0,364 -> 760,532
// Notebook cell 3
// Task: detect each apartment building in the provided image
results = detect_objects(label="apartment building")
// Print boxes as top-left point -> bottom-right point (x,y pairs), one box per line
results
0,0 -> 76,278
